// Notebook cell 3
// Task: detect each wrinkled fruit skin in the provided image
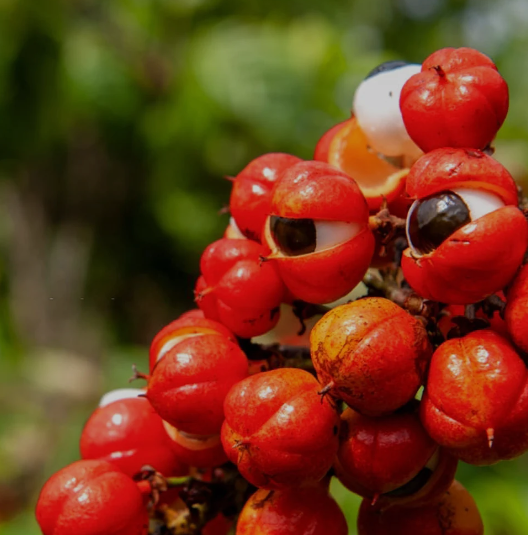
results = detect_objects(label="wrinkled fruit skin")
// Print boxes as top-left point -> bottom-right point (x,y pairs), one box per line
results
505,264 -> 528,353
80,391 -> 188,477
148,333 -> 248,435
221,368 -> 340,490
335,405 -> 437,497
421,330 -> 528,465
230,153 -> 302,242
402,148 -> 527,304
236,484 -> 348,535
263,160 -> 374,304
163,422 -> 228,469
149,314 -> 234,371
400,47 -> 509,152
310,297 -> 432,416
36,459 -> 149,535
358,480 -> 483,535
197,238 -> 285,337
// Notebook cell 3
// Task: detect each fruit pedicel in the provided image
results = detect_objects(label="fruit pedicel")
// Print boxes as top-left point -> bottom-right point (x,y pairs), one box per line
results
37,46 -> 527,535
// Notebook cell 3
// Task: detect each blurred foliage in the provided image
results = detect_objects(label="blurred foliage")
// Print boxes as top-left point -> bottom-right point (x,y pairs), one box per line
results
1,0 -> 528,533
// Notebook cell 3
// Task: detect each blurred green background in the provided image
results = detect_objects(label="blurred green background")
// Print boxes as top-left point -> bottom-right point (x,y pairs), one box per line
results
1,0 -> 528,533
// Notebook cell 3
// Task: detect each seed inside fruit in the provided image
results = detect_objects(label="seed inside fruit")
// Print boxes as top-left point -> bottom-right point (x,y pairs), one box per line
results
407,191 -> 470,255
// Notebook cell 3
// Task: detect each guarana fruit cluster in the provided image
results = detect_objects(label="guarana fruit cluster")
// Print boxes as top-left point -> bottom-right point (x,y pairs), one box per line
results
36,46 -> 528,535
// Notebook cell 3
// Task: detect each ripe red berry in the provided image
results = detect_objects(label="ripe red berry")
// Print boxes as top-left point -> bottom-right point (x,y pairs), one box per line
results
402,148 -> 527,304
334,405 -> 437,498
149,314 -> 234,371
196,238 -> 286,338
163,422 -> 228,469
147,332 -> 248,435
310,297 -> 432,416
505,264 -> 528,353
262,161 -> 375,304
400,47 -> 509,152
314,118 -> 410,212
80,389 -> 188,477
36,459 -> 149,535
358,480 -> 483,535
421,330 -> 528,464
229,153 -> 302,242
236,484 -> 348,535
221,368 -> 340,490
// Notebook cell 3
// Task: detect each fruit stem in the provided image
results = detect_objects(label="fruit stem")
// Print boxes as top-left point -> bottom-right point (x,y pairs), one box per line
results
486,428 -> 495,448
129,364 -> 150,383
432,65 -> 446,78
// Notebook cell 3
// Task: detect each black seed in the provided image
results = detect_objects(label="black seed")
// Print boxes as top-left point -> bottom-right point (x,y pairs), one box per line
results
408,191 -> 471,255
365,60 -> 409,80
383,467 -> 433,498
270,216 -> 316,257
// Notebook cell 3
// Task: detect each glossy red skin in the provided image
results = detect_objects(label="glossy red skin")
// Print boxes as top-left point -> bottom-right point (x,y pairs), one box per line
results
147,333 -> 248,435
310,298 -> 432,416
403,148 -> 526,304
505,264 -> 528,353
400,47 -> 508,152
80,396 -> 188,478
406,148 -> 518,206
149,315 -> 234,371
421,330 -> 528,464
335,406 -> 436,496
198,238 -> 285,337
236,485 -> 348,535
313,120 -> 350,162
36,460 -> 149,535
403,206 -> 528,304
221,368 -> 340,490
358,480 -> 483,535
264,161 -> 374,304
270,161 -> 370,221
163,423 -> 228,469
230,153 -> 302,242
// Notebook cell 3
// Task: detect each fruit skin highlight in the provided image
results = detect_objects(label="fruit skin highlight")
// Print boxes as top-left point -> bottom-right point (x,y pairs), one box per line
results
80,389 -> 188,478
230,153 -> 302,242
236,483 -> 348,535
263,160 -> 374,304
35,459 -> 149,535
310,297 -> 432,416
221,368 -> 340,490
402,148 -> 527,304
400,47 -> 509,152
421,329 -> 528,465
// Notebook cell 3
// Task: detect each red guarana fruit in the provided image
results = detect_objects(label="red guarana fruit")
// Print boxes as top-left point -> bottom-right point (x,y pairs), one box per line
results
505,264 -> 528,353
162,422 -> 228,469
196,238 -> 286,338
421,329 -> 528,465
402,148 -> 527,304
400,47 -> 509,152
80,389 -> 188,477
36,460 -> 149,535
334,404 -> 437,499
229,153 -> 302,242
236,484 -> 348,535
315,117 -> 410,212
147,332 -> 248,435
262,161 -> 375,304
221,368 -> 340,490
358,480 -> 483,535
149,314 -> 234,371
310,297 -> 432,416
